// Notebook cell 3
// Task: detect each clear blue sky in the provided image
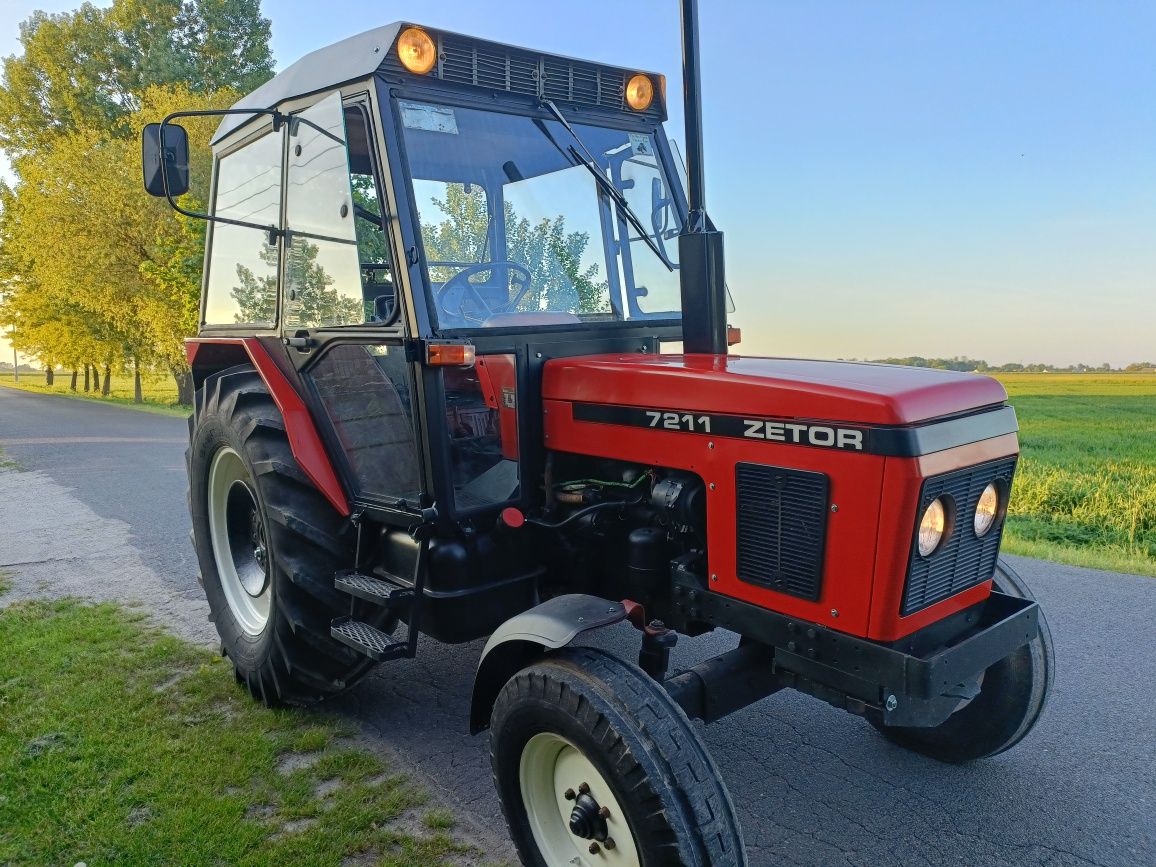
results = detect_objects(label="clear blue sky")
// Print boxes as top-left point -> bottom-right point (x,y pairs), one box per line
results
3,1 -> 1154,365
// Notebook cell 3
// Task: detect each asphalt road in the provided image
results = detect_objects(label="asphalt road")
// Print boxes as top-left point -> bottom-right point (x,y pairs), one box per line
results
1,386 -> 1153,867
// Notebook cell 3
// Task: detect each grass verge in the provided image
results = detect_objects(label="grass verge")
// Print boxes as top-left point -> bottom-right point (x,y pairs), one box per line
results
0,600 -> 481,866
0,371 -> 188,417
996,373 -> 1156,578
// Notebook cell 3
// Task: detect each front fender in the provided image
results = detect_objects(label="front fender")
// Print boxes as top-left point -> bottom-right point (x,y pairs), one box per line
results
469,594 -> 627,733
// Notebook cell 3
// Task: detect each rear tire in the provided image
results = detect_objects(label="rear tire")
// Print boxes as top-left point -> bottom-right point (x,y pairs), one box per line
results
489,647 -> 746,866
874,557 -> 1054,762
188,365 -> 380,706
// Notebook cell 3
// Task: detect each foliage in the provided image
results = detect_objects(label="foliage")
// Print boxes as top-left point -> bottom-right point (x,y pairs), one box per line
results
0,0 -> 272,157
0,0 -> 274,400
0,599 -> 475,865
0,86 -> 230,391
419,183 -> 606,317
868,355 -> 1150,373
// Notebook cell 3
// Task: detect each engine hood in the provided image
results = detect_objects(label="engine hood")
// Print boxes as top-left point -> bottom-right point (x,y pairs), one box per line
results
542,354 -> 1008,426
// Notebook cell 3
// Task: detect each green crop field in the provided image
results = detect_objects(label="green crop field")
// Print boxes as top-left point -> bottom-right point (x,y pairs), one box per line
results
994,373 -> 1156,577
3,369 -> 1153,576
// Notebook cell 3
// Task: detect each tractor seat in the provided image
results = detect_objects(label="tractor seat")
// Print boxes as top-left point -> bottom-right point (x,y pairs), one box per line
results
481,312 -> 581,328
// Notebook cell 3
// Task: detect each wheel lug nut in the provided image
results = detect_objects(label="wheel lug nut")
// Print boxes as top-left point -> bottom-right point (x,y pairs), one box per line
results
563,788 -> 576,800
598,805 -> 611,819
588,842 -> 600,854
604,837 -> 616,850
578,782 -> 590,795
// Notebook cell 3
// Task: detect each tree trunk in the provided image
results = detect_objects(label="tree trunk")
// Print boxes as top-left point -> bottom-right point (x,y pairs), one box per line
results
44,367 -> 54,386
172,366 -> 195,407
133,359 -> 143,403
84,364 -> 91,393
70,368 -> 78,392
91,366 -> 100,394
101,364 -> 111,397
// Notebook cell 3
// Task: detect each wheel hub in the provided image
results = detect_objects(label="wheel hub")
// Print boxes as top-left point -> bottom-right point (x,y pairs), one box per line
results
567,790 -> 609,841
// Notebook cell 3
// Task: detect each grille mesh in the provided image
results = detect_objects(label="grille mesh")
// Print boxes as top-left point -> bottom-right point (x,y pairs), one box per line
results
735,463 -> 829,601
902,457 -> 1018,615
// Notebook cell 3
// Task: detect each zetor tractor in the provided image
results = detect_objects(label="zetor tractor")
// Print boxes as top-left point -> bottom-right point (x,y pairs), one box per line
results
144,6 -> 1053,864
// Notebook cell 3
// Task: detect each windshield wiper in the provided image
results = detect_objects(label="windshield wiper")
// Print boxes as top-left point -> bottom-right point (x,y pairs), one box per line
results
540,99 -> 672,271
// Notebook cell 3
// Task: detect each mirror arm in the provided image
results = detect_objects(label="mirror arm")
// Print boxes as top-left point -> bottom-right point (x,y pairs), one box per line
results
158,108 -> 287,237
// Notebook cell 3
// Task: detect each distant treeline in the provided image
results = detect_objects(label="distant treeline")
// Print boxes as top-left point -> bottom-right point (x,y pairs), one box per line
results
861,357 -> 1156,373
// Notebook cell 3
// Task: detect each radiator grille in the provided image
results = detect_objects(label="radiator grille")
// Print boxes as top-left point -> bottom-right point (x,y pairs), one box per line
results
735,463 -> 829,601
901,457 -> 1018,615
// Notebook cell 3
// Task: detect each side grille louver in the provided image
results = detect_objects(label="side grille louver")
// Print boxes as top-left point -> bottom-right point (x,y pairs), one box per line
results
735,463 -> 829,601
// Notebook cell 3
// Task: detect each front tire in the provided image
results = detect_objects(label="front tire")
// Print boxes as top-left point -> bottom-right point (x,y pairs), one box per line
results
874,558 -> 1054,762
489,647 -> 746,866
188,365 -> 380,706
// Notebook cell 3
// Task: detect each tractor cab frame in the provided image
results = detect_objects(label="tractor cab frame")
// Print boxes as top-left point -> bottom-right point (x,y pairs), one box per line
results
145,9 -> 1053,864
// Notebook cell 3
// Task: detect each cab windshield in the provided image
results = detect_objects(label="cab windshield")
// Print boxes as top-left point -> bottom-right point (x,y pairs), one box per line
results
399,100 -> 684,330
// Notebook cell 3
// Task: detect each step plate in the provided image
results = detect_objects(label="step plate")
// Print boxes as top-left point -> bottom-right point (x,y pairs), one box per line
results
330,618 -> 408,662
334,571 -> 413,606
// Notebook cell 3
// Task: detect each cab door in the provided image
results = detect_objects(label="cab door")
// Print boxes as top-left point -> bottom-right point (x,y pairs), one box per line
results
281,92 -> 426,518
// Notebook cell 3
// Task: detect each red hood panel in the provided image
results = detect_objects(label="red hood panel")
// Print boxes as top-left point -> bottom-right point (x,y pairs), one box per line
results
543,354 -> 1008,426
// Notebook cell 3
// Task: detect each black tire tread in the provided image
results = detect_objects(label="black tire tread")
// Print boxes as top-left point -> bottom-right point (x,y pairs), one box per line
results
189,366 -> 382,707
491,646 -> 746,866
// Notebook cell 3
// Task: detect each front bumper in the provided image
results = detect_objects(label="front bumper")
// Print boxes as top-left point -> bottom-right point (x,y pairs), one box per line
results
669,581 -> 1039,729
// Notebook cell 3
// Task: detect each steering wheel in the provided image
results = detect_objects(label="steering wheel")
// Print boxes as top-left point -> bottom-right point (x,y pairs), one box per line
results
436,261 -> 533,324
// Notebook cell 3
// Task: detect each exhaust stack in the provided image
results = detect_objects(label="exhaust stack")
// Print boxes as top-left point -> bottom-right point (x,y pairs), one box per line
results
677,0 -> 728,356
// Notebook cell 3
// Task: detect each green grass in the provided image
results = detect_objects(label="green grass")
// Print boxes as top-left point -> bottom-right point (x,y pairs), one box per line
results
0,370 -> 187,416
0,600 -> 479,866
994,373 -> 1156,577
0,570 -> 10,596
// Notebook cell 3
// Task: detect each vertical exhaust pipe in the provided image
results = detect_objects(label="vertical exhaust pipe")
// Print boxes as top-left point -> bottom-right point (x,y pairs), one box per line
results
678,0 -> 728,356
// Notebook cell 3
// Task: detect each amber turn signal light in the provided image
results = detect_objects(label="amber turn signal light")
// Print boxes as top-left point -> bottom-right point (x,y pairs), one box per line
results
426,342 -> 476,367
625,73 -> 654,111
397,27 -> 437,75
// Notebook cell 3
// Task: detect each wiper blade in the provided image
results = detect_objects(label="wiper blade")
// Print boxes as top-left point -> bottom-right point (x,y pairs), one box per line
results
541,99 -> 672,271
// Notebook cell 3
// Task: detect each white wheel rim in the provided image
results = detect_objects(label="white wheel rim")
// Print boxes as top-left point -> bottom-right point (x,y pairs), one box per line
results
519,732 -> 640,867
207,446 -> 271,636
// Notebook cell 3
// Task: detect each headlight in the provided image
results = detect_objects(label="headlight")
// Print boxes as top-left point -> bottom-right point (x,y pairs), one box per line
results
917,497 -> 948,557
974,482 -> 1001,537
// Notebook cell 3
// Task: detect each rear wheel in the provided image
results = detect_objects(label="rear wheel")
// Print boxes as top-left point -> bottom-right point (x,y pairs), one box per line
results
874,558 -> 1054,762
188,365 -> 381,705
489,647 -> 746,866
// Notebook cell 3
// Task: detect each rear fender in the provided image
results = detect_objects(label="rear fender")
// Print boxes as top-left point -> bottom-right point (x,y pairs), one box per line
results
469,594 -> 627,733
187,337 -> 349,516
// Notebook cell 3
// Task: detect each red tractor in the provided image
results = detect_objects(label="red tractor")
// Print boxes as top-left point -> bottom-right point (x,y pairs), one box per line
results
144,5 -> 1053,864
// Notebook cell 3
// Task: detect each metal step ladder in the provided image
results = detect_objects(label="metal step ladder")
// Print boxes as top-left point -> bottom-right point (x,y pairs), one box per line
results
330,531 -> 426,662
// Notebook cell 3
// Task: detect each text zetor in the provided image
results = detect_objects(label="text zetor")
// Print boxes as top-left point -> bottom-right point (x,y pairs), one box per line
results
144,9 -> 1053,864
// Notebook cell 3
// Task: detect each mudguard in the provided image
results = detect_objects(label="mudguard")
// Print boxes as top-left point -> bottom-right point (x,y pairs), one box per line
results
469,594 -> 627,733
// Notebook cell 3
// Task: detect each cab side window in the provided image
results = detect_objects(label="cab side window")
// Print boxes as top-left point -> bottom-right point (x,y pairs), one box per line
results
345,107 -> 397,324
203,129 -> 282,325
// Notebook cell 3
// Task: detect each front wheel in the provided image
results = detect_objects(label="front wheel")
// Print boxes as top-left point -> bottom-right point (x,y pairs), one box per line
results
873,557 -> 1054,762
489,647 -> 746,867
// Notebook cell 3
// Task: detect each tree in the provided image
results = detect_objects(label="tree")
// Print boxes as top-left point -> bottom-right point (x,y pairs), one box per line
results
0,0 -> 272,157
420,183 -> 607,317
232,239 -> 364,327
0,85 -> 232,404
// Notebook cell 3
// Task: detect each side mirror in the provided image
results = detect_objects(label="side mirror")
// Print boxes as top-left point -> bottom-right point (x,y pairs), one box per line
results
142,123 -> 190,198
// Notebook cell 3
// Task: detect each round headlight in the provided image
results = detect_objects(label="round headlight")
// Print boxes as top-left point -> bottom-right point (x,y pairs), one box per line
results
917,498 -> 948,557
625,73 -> 655,111
397,27 -> 437,75
974,482 -> 1000,537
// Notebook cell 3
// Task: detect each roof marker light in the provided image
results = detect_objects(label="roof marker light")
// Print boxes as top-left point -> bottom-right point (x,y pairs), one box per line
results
625,73 -> 654,111
397,27 -> 437,75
